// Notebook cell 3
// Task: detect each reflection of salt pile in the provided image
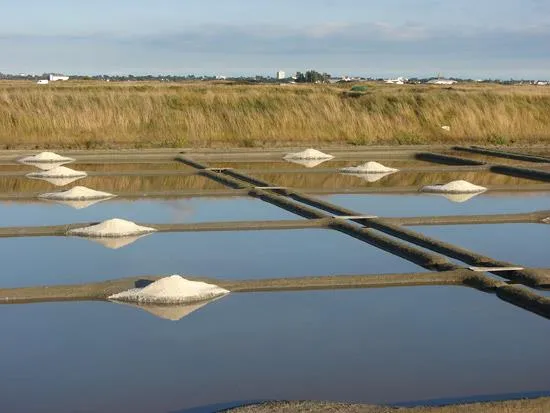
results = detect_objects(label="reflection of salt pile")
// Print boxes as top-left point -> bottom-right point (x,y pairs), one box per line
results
68,218 -> 157,237
421,180 -> 487,194
27,166 -> 87,179
38,186 -> 115,201
340,161 -> 399,174
284,148 -> 334,160
284,158 -> 331,168
32,176 -> 85,187
42,198 -> 108,210
109,275 -> 229,304
438,192 -> 483,203
113,300 -> 215,321
23,162 -> 68,171
343,171 -> 395,183
18,151 -> 75,164
86,234 -> 150,249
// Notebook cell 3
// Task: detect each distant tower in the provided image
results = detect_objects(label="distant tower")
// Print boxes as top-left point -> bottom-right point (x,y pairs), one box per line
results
276,71 -> 286,80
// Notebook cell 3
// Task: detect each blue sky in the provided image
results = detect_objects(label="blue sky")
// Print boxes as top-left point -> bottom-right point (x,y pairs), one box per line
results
1,0 -> 550,78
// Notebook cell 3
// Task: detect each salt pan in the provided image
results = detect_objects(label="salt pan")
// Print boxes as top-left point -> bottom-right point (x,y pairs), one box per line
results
68,218 -> 157,237
18,151 -> 75,163
421,180 -> 487,194
284,148 -> 334,160
108,275 -> 229,304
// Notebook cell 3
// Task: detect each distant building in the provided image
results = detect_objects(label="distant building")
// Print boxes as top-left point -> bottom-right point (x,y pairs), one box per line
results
428,78 -> 457,85
276,71 -> 286,80
37,79 -> 49,85
385,76 -> 408,84
536,81 -> 548,86
49,74 -> 69,81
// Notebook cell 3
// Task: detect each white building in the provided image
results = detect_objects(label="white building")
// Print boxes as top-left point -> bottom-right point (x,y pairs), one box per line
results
385,76 -> 408,84
49,74 -> 69,81
428,78 -> 457,85
276,71 -> 286,80
37,79 -> 49,85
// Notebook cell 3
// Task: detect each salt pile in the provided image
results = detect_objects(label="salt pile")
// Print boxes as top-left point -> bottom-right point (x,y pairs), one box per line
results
284,148 -> 334,160
112,300 -> 214,321
109,275 -> 229,304
340,161 -> 399,174
18,151 -> 75,163
27,166 -> 87,179
68,218 -> 157,237
284,158 -> 331,168
24,162 -> 68,171
421,180 -> 487,194
32,176 -> 85,187
38,186 -> 115,201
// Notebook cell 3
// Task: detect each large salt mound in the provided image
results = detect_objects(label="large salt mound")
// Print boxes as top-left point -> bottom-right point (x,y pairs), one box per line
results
340,161 -> 399,174
38,186 -> 115,201
19,151 -> 75,163
284,158 -> 331,168
112,300 -> 214,321
68,218 -> 157,237
284,148 -> 334,160
109,275 -> 229,304
26,166 -> 87,179
421,180 -> 487,194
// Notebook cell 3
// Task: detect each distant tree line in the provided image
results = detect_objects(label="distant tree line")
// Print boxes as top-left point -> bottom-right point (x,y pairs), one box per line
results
294,70 -> 332,83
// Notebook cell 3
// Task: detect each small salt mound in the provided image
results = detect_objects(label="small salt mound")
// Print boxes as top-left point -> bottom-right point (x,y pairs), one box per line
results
344,171 -> 395,183
19,151 -> 75,163
112,300 -> 215,321
68,218 -> 157,238
27,166 -> 87,179
421,180 -> 487,194
340,161 -> 399,174
31,176 -> 85,187
23,162 -> 68,171
38,186 -> 115,201
284,148 -> 334,160
109,275 -> 229,304
284,158 -> 331,168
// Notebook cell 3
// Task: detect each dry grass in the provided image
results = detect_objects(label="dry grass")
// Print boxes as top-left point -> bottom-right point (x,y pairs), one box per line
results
1,80 -> 550,149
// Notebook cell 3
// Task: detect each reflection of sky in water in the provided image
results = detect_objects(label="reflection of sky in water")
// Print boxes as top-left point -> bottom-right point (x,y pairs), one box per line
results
0,197 -> 301,226
1,287 -> 550,413
414,224 -> 549,268
321,193 -> 550,217
0,229 -> 424,288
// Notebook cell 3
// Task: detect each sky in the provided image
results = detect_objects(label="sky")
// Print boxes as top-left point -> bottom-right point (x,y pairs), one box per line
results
1,0 -> 550,78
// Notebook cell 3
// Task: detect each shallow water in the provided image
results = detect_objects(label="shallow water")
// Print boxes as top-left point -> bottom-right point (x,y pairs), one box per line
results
0,229 -> 424,288
413,224 -> 549,268
0,196 -> 301,226
320,192 -> 550,217
1,287 -> 550,413
210,159 -> 434,170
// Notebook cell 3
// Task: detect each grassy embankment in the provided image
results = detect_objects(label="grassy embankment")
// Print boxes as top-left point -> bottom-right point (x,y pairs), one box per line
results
1,80 -> 550,149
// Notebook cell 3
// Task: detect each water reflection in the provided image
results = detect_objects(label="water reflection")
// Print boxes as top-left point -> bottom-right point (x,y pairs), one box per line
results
110,299 -> 221,321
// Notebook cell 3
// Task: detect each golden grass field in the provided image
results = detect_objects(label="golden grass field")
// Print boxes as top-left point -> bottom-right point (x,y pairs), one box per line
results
1,80 -> 550,149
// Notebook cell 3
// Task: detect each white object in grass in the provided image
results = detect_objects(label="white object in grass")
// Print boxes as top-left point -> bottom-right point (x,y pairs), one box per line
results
68,218 -> 157,237
421,180 -> 487,194
109,275 -> 229,304
284,148 -> 334,160
18,151 -> 75,163
441,126 -> 451,131
26,166 -> 87,179
340,161 -> 399,174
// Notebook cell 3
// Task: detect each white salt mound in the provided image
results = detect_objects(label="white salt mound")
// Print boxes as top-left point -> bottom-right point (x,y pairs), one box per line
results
284,148 -> 334,160
68,218 -> 157,238
38,186 -> 115,201
109,275 -> 230,304
26,166 -> 87,179
421,180 -> 487,194
31,176 -> 85,187
344,171 -> 395,183
19,151 -> 75,163
24,162 -> 68,171
284,158 -> 331,168
340,161 -> 399,174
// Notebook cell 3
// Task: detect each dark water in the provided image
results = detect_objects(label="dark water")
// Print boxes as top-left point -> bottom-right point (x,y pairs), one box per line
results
0,196 -> 301,227
0,229 -> 424,288
320,192 -> 550,217
414,224 -> 549,268
1,287 -> 549,413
